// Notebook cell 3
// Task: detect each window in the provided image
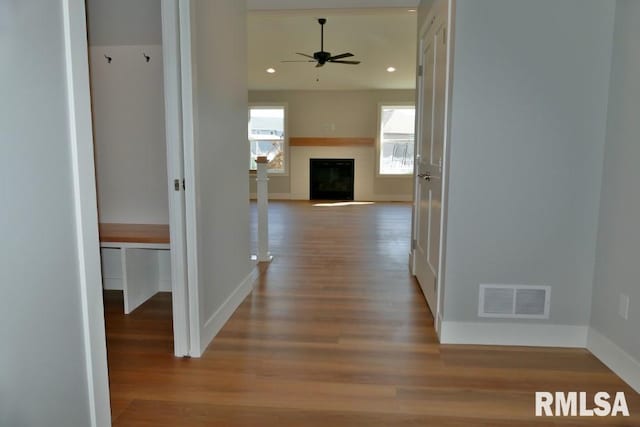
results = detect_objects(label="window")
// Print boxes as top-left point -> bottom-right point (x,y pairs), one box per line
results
248,106 -> 286,173
378,105 -> 415,175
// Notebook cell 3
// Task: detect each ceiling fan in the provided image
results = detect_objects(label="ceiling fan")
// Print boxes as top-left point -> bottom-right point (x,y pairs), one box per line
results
282,18 -> 361,68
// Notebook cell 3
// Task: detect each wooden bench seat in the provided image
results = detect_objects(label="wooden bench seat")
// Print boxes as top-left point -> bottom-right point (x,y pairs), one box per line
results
99,223 -> 171,314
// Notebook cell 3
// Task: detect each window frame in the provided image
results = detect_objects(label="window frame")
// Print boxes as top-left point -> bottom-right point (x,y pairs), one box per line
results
376,102 -> 416,177
248,103 -> 289,176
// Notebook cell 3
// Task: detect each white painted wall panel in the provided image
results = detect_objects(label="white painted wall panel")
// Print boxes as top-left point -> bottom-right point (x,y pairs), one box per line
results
0,1 -> 95,425
441,0 -> 615,328
90,45 -> 169,224
190,0 -> 254,353
591,0 -> 640,361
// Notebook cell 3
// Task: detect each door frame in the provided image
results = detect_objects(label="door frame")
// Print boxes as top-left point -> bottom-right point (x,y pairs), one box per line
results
161,0 -> 197,358
62,0 -> 111,424
411,0 -> 456,337
65,0 -> 201,423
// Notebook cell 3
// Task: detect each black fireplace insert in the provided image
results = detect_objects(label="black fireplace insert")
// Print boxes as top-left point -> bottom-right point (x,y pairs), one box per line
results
309,158 -> 355,200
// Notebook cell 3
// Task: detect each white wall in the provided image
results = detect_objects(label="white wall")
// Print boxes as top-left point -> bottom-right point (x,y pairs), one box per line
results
0,1 -> 101,425
89,44 -> 170,224
440,0 -> 615,338
189,0 -> 255,354
86,0 -> 162,46
248,90 -> 415,200
590,0 -> 640,365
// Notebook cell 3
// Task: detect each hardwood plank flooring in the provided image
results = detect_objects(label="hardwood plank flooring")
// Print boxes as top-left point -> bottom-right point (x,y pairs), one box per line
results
106,201 -> 639,426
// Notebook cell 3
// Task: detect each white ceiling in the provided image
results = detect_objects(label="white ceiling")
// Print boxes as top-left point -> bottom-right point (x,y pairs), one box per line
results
248,9 -> 418,91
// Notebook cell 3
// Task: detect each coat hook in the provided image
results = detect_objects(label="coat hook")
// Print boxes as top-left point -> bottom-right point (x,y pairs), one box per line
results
143,53 -> 151,63
104,54 -> 112,63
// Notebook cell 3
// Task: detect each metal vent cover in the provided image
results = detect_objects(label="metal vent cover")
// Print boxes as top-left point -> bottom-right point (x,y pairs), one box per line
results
479,284 -> 550,319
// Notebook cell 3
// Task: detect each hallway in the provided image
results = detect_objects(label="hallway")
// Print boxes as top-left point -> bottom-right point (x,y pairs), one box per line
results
106,202 -> 638,426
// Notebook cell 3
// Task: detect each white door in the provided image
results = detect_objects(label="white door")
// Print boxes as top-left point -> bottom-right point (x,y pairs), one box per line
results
414,14 -> 448,318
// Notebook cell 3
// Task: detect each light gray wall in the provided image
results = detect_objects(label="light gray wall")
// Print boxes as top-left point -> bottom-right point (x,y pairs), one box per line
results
0,1 -> 93,425
442,0 -> 615,325
191,0 -> 253,350
86,0 -> 168,224
86,0 -> 162,46
248,89 -> 415,198
89,45 -> 169,224
590,0 -> 640,360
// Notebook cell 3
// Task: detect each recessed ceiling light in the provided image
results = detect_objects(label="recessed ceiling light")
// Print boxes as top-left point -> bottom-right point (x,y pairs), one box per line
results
408,9 -> 417,12
266,68 -> 276,74
386,66 -> 396,73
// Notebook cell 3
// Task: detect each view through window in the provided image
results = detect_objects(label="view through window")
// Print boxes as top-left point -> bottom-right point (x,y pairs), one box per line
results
249,106 -> 286,173
379,105 -> 415,175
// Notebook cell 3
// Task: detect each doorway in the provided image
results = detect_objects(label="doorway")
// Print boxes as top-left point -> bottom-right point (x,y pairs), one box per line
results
85,0 -> 191,355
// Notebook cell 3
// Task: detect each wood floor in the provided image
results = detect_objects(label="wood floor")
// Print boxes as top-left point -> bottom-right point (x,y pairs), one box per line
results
106,201 -> 639,426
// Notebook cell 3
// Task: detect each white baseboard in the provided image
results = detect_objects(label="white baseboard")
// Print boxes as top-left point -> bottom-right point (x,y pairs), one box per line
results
368,194 -> 413,202
200,267 -> 259,355
587,328 -> 640,393
102,278 -> 172,293
249,193 -> 291,200
102,278 -> 123,290
439,321 -> 588,348
159,279 -> 172,292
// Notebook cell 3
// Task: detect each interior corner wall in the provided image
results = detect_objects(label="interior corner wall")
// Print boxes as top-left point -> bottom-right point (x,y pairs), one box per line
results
248,89 -> 415,201
191,0 -> 254,353
590,0 -> 640,363
0,1 -> 94,425
440,0 -> 615,339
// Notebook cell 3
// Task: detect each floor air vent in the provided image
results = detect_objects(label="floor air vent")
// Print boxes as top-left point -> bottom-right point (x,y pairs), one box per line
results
479,284 -> 550,319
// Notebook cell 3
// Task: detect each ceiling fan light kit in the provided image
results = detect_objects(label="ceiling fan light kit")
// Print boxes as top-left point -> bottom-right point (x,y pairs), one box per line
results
282,18 -> 361,68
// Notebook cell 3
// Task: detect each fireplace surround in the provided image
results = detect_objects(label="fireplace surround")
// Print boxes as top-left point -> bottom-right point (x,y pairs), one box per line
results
309,159 -> 355,200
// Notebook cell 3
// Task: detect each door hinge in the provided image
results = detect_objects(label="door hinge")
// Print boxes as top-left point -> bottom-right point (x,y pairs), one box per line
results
418,65 -> 423,77
182,179 -> 186,191
412,238 -> 417,250
443,28 -> 447,45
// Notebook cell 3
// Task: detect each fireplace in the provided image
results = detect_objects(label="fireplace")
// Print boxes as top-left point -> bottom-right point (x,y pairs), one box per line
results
310,159 -> 355,200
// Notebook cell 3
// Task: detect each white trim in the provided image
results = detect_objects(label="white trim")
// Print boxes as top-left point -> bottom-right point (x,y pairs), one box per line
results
199,268 -> 259,355
161,0 -> 191,357
100,242 -> 171,250
99,279 -> 172,292
102,278 -> 124,291
368,194 -> 413,202
440,321 -> 588,348
587,328 -> 640,393
249,192 -> 292,200
62,0 -> 111,425
436,0 -> 455,336
179,0 -> 202,358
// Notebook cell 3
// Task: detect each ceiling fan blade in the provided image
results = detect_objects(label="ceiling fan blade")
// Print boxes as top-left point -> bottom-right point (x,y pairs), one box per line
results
328,52 -> 354,61
296,52 -> 315,59
329,60 -> 361,65
281,60 -> 315,62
